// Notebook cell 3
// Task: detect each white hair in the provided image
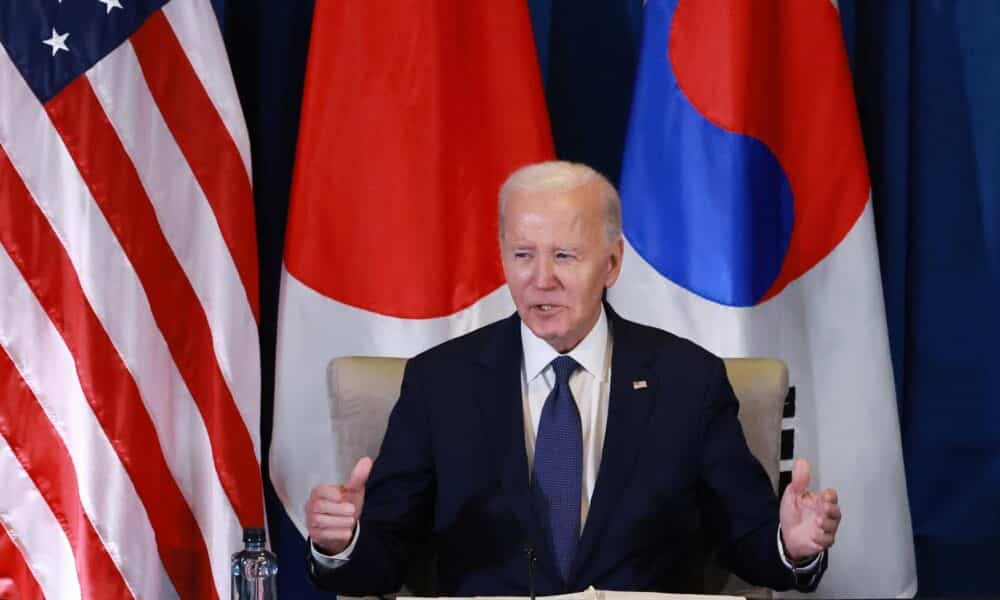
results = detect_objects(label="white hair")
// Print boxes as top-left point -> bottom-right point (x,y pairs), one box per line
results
498,160 -> 622,243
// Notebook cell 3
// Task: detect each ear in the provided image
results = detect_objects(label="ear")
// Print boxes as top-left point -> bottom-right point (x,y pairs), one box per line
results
605,236 -> 624,288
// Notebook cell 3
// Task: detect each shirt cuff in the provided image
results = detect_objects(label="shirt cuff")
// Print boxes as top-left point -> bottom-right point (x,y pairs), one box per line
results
310,521 -> 360,569
776,525 -> 824,573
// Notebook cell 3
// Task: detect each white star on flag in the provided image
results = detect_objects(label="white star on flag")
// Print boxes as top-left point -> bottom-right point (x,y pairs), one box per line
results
98,0 -> 124,13
42,28 -> 70,56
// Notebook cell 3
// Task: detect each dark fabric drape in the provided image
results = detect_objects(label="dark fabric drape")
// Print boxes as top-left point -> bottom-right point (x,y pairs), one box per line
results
842,2 -> 1000,595
221,2 -> 318,597
542,0 -> 642,185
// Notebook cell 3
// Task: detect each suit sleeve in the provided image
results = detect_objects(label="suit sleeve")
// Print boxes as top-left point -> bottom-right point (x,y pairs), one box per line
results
697,356 -> 825,592
307,360 -> 437,595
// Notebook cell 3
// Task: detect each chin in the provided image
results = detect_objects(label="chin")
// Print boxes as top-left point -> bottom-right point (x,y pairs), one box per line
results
525,321 -> 567,346
539,329 -> 575,352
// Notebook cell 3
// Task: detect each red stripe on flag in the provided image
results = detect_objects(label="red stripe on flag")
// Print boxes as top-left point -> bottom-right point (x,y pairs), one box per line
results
0,147 -> 217,600
130,10 -> 259,321
44,76 -> 264,528
0,348 -> 132,600
0,521 -> 44,600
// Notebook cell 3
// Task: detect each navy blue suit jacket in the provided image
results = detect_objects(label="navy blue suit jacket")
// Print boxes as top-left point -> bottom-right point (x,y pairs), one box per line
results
308,307 -> 824,595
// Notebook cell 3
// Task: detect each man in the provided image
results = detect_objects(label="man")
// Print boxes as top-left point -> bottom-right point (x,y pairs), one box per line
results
305,161 -> 841,595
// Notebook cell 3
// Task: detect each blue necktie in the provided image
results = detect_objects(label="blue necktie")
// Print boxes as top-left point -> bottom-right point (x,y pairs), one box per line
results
531,355 -> 582,582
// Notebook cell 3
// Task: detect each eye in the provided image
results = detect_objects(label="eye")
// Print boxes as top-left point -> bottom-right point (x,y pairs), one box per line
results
555,251 -> 576,261
513,250 -> 532,260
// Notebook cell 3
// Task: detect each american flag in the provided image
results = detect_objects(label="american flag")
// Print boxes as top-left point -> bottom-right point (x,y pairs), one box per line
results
0,1 -> 263,598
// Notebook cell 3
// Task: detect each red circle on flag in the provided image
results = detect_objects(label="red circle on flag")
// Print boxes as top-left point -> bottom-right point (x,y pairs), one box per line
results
284,2 -> 554,318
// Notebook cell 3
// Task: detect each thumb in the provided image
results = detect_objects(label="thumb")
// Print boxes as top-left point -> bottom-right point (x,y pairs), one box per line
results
346,456 -> 373,490
788,458 -> 811,495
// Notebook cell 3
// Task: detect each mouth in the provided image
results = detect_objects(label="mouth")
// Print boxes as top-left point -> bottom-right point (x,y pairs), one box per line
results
532,304 -> 563,314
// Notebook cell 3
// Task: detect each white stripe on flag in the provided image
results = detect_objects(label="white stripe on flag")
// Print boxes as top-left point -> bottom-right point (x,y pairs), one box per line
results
88,38 -> 262,460
162,0 -> 253,178
0,435 -> 82,600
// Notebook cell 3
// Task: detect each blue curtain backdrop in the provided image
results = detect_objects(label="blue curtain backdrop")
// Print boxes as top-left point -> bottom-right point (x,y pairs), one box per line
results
840,2 -> 1000,595
214,1 -> 1000,596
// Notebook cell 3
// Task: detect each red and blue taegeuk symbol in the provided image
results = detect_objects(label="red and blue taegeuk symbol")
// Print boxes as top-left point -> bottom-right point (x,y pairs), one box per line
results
619,0 -> 870,307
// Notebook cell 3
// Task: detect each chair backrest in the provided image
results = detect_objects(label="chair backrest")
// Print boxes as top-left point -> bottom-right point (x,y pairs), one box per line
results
326,356 -> 788,597
700,359 -> 787,598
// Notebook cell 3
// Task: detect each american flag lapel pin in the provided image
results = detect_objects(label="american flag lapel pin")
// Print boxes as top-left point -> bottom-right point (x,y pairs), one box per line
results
632,380 -> 648,390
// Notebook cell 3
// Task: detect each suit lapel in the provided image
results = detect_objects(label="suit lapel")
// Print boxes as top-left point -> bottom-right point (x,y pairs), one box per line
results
475,314 -> 563,584
571,311 -> 658,583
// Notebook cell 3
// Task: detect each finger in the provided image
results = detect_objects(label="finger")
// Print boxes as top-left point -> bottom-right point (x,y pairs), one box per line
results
310,514 -> 356,530
797,490 -> 817,510
309,483 -> 345,502
346,456 -> 374,490
812,530 -> 836,549
789,458 -> 810,494
310,499 -> 357,518
821,488 -> 839,504
814,498 -> 841,521
815,515 -> 839,534
826,502 -> 842,521
310,486 -> 353,505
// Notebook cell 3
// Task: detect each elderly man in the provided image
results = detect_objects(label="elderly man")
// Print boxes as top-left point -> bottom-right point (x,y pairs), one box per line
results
305,161 -> 841,595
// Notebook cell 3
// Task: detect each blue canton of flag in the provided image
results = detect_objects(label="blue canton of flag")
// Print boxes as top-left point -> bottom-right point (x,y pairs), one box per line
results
2,1 -> 167,101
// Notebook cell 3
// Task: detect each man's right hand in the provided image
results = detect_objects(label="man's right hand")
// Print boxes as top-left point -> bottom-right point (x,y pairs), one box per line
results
305,456 -> 373,555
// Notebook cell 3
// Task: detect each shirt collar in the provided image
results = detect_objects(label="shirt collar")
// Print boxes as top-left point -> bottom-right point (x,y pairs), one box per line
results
521,305 -> 610,382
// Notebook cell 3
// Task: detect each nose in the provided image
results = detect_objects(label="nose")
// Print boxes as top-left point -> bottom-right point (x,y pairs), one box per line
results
532,256 -> 558,289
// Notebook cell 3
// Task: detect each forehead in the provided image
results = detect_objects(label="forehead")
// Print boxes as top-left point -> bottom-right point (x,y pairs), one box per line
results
503,182 -> 606,232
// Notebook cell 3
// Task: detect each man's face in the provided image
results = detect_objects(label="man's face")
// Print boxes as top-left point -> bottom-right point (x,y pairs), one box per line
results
500,181 -> 623,353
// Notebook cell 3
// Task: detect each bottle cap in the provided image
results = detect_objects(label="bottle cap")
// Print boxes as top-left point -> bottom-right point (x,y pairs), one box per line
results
243,528 -> 266,544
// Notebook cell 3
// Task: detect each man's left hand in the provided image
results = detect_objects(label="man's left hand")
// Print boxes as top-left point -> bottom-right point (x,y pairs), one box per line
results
779,458 -> 841,561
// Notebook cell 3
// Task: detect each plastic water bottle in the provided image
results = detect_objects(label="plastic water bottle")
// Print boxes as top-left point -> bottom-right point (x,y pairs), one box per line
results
231,527 -> 278,600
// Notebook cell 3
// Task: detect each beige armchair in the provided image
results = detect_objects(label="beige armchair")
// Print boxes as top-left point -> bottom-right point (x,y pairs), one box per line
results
326,356 -> 789,597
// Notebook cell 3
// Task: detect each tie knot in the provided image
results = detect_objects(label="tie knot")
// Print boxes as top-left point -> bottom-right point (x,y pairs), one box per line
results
550,355 -> 579,386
